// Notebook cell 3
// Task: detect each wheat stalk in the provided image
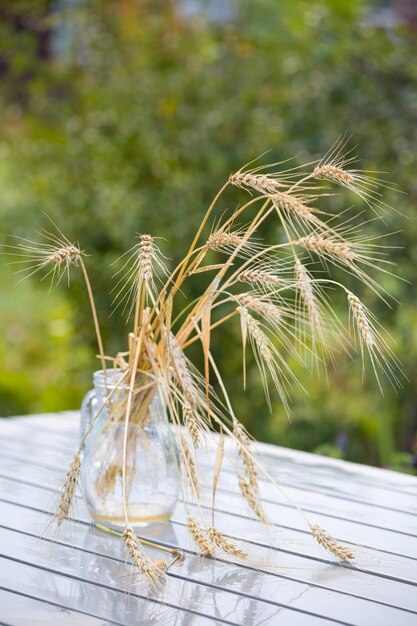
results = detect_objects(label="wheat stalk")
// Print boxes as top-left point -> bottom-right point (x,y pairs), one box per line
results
11,140 -> 400,577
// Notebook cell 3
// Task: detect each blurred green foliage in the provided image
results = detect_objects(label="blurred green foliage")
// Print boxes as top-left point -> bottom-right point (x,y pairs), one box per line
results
0,0 -> 416,472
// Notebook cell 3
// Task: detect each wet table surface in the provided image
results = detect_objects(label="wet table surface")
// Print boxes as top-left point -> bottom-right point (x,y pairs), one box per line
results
0,411 -> 416,626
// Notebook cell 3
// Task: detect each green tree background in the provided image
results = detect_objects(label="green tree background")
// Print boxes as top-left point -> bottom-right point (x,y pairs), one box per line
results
1,0 -> 416,472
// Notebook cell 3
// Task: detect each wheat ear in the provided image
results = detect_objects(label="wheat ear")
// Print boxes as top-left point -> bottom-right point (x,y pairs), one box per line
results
310,524 -> 354,562
180,436 -> 201,499
295,260 -> 321,332
206,231 -> 243,250
138,234 -> 155,282
229,172 -> 283,194
233,421 -> 259,493
273,191 -> 316,221
54,452 -> 81,526
238,268 -> 280,286
123,525 -> 167,584
238,474 -> 268,524
187,515 -> 216,556
347,292 -> 375,348
208,526 -> 248,559
183,402 -> 200,447
313,164 -> 354,185
297,234 -> 353,262
238,294 -> 282,326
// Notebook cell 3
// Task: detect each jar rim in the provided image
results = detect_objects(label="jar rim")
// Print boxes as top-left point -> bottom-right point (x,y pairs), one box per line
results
93,368 -> 129,388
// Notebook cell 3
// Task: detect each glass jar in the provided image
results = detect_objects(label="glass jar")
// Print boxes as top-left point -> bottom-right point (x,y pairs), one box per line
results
80,369 -> 180,530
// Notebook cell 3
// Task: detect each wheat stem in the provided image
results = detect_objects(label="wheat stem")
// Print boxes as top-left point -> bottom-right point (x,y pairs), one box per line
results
80,258 -> 107,383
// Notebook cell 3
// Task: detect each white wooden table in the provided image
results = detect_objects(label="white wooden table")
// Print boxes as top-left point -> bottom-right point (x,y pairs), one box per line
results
0,411 -> 416,626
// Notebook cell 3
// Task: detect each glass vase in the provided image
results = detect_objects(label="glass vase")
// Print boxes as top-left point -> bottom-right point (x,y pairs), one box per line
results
80,369 -> 179,530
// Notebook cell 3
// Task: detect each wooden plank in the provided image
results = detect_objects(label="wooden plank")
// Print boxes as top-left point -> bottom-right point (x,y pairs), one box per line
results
11,411 -> 417,491
1,430 -> 417,579
0,588 -> 123,626
3,415 -> 417,514
1,499 -> 416,626
0,524 -> 350,626
1,458 -> 416,588
0,557 -> 224,626
1,432 -> 416,536
1,445 -> 416,546
0,480 -> 416,614
0,436 -> 416,561
1,412 -> 417,626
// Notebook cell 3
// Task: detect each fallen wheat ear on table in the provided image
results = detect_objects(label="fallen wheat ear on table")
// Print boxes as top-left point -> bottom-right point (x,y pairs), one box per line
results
0,410 -> 416,626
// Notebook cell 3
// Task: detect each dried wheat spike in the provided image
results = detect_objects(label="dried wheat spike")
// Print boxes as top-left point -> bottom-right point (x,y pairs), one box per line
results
187,515 -> 216,556
273,191 -> 315,220
229,172 -> 283,194
295,260 -> 320,331
168,333 -> 199,404
238,268 -> 280,286
233,421 -> 259,493
183,402 -> 200,447
298,234 -> 353,262
208,526 -> 248,559
239,294 -> 282,326
138,234 -> 155,282
313,164 -> 354,185
347,292 -> 375,348
153,559 -> 168,571
47,245 -> 81,265
95,463 -> 121,499
55,452 -> 81,526
238,474 -> 268,524
246,313 -> 273,365
310,524 -> 355,562
123,525 -> 167,584
206,231 -> 242,250
180,436 -> 201,499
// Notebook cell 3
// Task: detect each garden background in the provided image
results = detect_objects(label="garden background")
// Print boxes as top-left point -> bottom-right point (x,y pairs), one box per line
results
1,0 -> 416,472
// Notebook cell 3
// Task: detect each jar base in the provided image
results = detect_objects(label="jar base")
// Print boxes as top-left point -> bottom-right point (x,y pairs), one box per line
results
92,503 -> 173,529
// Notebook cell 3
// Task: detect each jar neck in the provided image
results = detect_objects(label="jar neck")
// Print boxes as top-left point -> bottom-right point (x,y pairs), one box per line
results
92,369 -> 166,415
